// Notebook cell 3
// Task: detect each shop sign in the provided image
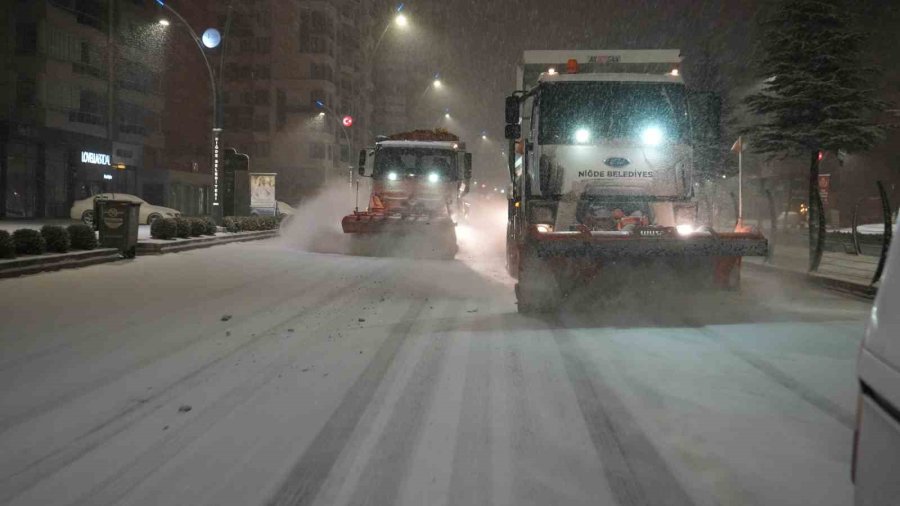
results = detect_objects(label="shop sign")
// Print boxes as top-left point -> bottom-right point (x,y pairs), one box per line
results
81,151 -> 111,166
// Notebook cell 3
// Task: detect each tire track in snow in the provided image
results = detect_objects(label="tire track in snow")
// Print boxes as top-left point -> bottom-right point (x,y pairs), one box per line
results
692,325 -> 854,429
550,323 -> 696,506
342,299 -> 463,506
0,260 -> 391,503
266,297 -> 429,506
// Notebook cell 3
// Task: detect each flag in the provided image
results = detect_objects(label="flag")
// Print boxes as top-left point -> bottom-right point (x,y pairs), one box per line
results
731,136 -> 743,153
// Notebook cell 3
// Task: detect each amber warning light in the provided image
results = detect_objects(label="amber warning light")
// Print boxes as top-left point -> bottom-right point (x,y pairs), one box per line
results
566,59 -> 579,74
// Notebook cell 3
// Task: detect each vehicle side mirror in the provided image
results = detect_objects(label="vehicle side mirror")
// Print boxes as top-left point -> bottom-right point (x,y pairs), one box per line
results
505,96 -> 519,124
357,149 -> 367,177
505,124 -> 521,140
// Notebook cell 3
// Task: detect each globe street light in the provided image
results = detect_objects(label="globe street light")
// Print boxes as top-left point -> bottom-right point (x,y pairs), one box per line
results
395,13 -> 408,27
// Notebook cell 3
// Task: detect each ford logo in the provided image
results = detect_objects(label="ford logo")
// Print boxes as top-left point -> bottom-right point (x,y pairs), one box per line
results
604,157 -> 630,168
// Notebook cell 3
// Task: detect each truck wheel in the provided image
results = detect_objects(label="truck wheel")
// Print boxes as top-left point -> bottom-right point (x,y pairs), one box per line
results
516,248 -> 561,314
81,210 -> 94,226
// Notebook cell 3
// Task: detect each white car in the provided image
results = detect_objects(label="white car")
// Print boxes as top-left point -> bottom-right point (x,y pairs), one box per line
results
70,193 -> 181,225
854,219 -> 900,505
276,201 -> 296,217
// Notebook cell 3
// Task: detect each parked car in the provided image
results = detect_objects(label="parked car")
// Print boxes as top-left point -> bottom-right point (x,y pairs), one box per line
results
276,201 -> 296,217
853,219 -> 900,505
70,193 -> 180,225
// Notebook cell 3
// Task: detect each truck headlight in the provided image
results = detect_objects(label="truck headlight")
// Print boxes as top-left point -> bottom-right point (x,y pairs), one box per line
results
387,172 -> 399,181
535,224 -> 554,233
640,125 -> 664,146
676,224 -> 695,236
428,172 -> 440,183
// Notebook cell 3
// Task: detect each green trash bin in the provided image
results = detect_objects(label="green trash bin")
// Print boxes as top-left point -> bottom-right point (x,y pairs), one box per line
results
94,198 -> 140,258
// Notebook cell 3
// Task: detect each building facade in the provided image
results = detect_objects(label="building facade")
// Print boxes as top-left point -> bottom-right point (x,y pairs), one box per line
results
214,0 -> 375,204
1,0 -> 213,220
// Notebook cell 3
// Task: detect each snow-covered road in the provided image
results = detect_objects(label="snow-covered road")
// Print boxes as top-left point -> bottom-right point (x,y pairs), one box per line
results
0,225 -> 870,505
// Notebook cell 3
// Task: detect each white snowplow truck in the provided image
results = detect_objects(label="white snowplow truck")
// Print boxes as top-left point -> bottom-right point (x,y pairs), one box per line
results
504,50 -> 767,313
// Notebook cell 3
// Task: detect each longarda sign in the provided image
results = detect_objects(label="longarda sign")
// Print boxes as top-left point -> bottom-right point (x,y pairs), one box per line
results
81,151 -> 111,166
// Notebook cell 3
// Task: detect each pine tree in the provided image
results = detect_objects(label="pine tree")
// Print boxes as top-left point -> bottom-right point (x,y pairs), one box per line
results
743,0 -> 883,266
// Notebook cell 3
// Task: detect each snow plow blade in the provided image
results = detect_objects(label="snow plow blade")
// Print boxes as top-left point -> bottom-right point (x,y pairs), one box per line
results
528,230 -> 768,259
341,211 -> 458,259
341,212 -> 454,234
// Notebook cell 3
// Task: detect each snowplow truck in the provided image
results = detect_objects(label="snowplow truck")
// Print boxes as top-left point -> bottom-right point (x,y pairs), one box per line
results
503,50 -> 767,313
342,130 -> 472,259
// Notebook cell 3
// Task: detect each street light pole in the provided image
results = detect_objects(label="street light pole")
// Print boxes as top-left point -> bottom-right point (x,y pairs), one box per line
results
157,1 -> 224,221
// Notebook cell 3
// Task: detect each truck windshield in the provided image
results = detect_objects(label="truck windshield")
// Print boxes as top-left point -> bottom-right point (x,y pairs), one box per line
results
538,81 -> 687,145
374,147 -> 457,180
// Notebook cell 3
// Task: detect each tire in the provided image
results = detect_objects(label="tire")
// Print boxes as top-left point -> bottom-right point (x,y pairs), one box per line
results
81,210 -> 94,226
516,246 -> 561,314
147,213 -> 162,225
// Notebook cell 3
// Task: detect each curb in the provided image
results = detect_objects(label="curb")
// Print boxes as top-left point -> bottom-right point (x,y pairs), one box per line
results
136,230 -> 278,255
744,260 -> 877,299
0,248 -> 122,279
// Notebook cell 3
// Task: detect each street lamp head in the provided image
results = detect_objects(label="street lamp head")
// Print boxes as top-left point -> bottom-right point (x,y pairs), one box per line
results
318,112 -> 326,117
158,19 -> 170,26
444,113 -> 451,119
433,79 -> 442,88
395,13 -> 408,27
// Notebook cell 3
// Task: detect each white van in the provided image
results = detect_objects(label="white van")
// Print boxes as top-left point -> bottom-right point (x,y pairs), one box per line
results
854,220 -> 900,505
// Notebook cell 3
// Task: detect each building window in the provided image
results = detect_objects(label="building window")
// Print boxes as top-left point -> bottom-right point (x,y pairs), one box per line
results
15,23 -> 38,55
253,64 -> 271,80
16,78 -> 38,107
254,89 -> 269,106
310,63 -> 333,82
69,89 -> 106,126
73,41 -> 105,78
75,0 -> 106,31
253,115 -> 268,132
276,89 -> 286,130
253,142 -> 270,158
309,143 -> 326,160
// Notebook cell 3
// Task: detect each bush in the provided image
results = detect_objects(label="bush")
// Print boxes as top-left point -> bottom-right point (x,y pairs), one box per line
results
41,225 -> 70,253
0,230 -> 15,259
189,217 -> 206,237
203,217 -> 218,235
174,217 -> 191,238
150,217 -> 177,240
242,216 -> 260,231
223,217 -> 239,233
260,216 -> 278,230
13,229 -> 46,255
68,224 -> 97,250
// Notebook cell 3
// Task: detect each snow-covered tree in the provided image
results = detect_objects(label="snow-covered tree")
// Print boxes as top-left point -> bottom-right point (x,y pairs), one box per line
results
743,0 -> 883,242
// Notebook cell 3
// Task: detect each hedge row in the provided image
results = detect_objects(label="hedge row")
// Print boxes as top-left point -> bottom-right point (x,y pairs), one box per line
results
222,216 -> 280,233
0,224 -> 97,260
151,217 -> 217,240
